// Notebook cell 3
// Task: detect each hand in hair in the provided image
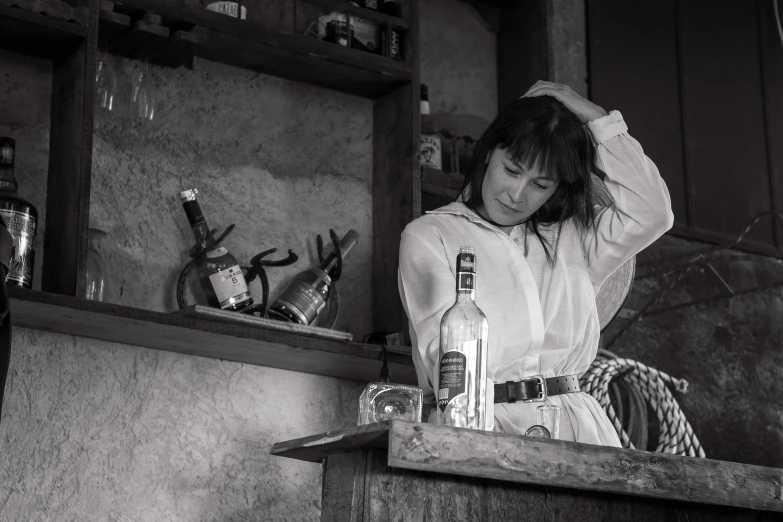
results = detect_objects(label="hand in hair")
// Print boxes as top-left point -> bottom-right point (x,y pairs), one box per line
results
522,81 -> 608,124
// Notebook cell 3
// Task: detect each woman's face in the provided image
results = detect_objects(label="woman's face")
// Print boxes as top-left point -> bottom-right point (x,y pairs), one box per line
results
477,147 -> 559,229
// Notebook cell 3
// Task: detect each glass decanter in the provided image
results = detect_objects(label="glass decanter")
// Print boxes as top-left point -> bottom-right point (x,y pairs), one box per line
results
357,344 -> 423,425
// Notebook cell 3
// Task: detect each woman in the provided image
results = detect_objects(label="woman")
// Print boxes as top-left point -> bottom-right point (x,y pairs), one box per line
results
398,81 -> 673,446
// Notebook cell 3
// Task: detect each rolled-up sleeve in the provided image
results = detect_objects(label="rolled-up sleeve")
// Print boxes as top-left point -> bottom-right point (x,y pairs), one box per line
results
398,224 -> 455,405
584,110 -> 675,285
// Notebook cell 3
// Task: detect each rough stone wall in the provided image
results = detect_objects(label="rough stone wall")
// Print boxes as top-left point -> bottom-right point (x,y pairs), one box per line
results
0,1 -> 499,520
602,235 -> 783,468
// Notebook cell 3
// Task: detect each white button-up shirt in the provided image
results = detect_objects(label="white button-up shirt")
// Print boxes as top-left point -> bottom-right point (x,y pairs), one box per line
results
398,111 -> 674,446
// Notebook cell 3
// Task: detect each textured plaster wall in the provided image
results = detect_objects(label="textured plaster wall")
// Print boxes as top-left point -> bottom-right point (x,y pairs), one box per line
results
0,328 -> 363,521
419,0 -> 497,119
0,1 -> 499,520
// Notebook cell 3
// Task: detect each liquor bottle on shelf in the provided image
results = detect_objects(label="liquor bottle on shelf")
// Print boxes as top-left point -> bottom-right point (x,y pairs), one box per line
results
267,229 -> 359,326
0,137 -> 38,289
179,188 -> 253,311
420,84 -> 442,171
437,246 -> 489,430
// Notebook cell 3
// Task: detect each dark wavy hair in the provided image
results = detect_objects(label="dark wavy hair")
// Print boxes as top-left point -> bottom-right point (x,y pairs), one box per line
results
461,95 -> 602,263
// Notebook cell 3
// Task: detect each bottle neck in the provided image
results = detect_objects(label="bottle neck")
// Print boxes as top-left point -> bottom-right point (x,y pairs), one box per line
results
456,290 -> 475,301
319,231 -> 359,278
182,199 -> 214,244
0,144 -> 18,193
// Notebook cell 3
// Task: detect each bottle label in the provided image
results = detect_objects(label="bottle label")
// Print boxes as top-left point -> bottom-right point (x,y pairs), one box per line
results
420,134 -> 442,170
276,278 -> 327,324
457,273 -> 474,292
0,209 -> 36,288
438,348 -> 469,413
205,1 -> 246,19
205,246 -> 228,259
208,264 -> 249,308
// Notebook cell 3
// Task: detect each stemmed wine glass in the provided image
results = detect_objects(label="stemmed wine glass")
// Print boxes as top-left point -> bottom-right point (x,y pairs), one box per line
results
129,62 -> 157,121
95,53 -> 117,112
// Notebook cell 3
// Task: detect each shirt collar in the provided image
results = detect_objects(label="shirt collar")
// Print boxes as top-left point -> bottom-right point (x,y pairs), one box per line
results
426,202 -> 517,235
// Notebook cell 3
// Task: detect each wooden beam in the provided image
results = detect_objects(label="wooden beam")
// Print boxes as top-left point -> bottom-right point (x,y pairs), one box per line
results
388,421 -> 783,513
9,289 -> 417,384
497,0 -> 548,109
42,0 -> 97,295
757,0 -> 783,248
372,0 -> 419,334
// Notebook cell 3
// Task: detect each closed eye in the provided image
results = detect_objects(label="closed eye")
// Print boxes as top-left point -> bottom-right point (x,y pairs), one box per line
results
534,182 -> 552,190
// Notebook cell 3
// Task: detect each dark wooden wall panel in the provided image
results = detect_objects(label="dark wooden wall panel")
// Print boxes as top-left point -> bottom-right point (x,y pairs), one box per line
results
758,0 -> 783,247
497,0 -> 548,110
587,0 -> 688,227
372,1 -> 419,334
678,0 -> 773,245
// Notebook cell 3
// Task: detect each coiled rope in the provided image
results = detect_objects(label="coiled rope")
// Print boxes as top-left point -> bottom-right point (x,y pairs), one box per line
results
580,349 -> 706,458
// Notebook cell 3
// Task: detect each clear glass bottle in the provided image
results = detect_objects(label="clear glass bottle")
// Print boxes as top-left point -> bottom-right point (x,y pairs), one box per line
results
358,343 -> 423,425
0,137 -> 38,289
83,228 -> 107,302
437,246 -> 489,430
267,230 -> 358,325
179,189 -> 253,311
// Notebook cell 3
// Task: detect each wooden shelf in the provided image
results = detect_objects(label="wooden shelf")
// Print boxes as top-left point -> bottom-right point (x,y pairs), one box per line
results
0,0 -> 89,59
100,0 -> 412,98
9,288 -> 417,384
421,166 -> 464,199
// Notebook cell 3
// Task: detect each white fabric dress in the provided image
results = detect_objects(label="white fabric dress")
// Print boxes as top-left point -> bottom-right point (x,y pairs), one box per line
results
398,110 -> 674,446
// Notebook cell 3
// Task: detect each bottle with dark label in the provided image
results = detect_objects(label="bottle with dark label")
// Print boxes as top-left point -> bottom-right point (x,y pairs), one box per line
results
420,84 -> 442,170
267,229 -> 359,325
437,246 -> 489,430
0,137 -> 38,289
179,188 -> 253,311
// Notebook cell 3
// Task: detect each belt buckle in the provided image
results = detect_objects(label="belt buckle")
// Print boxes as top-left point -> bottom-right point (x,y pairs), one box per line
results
521,375 -> 547,403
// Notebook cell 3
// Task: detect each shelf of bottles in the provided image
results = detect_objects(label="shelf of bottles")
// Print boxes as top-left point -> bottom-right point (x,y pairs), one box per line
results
98,0 -> 412,98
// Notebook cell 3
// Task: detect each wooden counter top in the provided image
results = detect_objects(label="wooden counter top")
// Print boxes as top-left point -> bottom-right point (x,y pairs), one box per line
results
271,420 -> 783,513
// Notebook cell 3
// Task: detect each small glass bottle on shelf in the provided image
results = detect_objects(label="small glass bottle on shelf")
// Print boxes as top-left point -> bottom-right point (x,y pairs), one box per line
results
420,84 -> 442,171
267,230 -> 359,325
358,342 -> 423,425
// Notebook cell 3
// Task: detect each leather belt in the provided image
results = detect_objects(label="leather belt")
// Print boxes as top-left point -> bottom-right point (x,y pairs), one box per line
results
493,375 -> 580,404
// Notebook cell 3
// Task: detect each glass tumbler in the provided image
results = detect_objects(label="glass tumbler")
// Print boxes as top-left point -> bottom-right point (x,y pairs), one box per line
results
536,404 -> 561,439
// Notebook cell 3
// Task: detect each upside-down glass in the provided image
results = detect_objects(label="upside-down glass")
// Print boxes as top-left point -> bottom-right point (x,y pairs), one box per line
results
95,53 -> 117,112
82,228 -> 107,302
129,64 -> 156,121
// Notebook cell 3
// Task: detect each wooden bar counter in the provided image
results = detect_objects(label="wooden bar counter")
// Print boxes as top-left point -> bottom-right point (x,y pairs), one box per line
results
271,420 -> 783,521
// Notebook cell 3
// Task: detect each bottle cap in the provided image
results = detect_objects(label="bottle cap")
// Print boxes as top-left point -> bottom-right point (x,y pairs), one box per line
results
420,84 -> 429,101
179,188 -> 198,202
